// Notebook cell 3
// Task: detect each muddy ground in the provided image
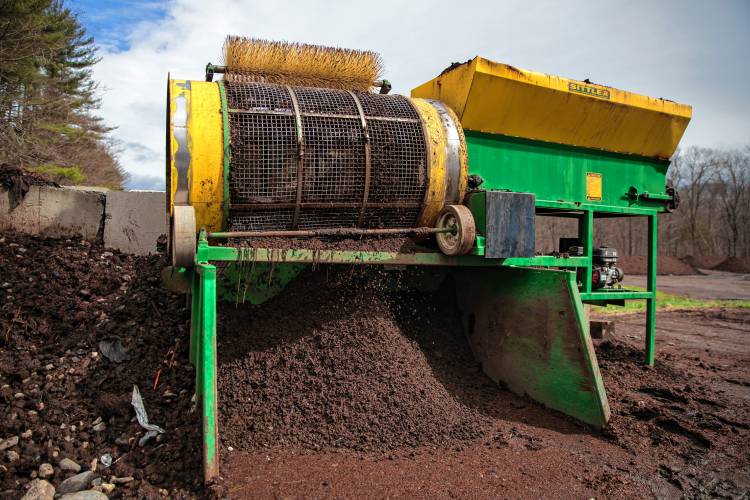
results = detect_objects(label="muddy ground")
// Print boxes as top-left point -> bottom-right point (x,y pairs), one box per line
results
1,232 -> 748,499
625,269 -> 750,301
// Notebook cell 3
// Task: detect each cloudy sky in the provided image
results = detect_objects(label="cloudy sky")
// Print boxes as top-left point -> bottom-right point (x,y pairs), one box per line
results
69,0 -> 750,190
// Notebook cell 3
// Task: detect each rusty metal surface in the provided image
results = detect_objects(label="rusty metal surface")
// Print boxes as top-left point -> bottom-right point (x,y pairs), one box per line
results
208,226 -> 452,239
224,82 -> 427,231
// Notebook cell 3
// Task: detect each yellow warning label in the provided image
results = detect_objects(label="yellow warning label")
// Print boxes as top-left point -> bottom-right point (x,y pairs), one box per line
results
586,173 -> 602,201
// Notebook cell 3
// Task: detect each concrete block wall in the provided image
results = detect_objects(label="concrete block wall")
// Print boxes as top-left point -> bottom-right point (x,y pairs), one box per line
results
1,186 -> 167,255
104,191 -> 166,255
0,186 -> 104,240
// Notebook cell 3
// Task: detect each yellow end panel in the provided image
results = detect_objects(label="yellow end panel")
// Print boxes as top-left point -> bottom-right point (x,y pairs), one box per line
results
186,81 -> 224,231
412,98 -> 469,227
412,99 -> 447,227
411,57 -> 692,159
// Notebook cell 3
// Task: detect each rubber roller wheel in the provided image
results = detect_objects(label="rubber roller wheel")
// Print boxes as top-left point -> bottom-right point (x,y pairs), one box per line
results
435,205 -> 476,256
171,205 -> 196,268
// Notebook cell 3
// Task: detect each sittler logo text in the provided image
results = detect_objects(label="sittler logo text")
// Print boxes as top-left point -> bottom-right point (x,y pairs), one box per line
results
569,82 -> 610,100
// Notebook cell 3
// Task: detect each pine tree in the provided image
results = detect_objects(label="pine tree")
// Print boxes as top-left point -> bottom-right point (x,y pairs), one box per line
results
0,0 -> 124,188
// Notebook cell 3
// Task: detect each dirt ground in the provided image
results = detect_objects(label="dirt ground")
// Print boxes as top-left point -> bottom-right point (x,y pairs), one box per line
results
625,270 -> 750,300
220,306 -> 750,499
1,232 -> 748,499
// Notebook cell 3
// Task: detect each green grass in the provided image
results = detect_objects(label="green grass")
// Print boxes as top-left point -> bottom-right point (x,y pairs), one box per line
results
28,164 -> 87,184
593,286 -> 750,315
37,122 -> 86,139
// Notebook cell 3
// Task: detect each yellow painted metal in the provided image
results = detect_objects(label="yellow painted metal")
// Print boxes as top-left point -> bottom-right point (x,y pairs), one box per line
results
411,57 -> 692,159
586,172 -> 602,201
412,98 -> 468,227
167,80 -> 224,231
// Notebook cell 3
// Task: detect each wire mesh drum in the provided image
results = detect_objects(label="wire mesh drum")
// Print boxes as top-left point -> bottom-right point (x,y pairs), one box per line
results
224,82 -> 428,231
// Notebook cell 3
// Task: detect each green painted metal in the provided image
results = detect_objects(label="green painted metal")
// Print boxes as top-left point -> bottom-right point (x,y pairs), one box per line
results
217,81 -> 231,228
578,210 -> 594,295
217,261 -> 306,304
453,266 -> 610,427
581,291 -> 653,301
646,214 -> 658,366
465,131 -> 671,212
194,263 -> 219,483
196,240 -> 589,269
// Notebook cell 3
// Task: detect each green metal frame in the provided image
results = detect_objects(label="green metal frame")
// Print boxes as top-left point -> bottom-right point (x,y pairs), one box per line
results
465,132 -> 671,212
185,125 -> 668,482
190,263 -> 219,483
187,228 -> 622,480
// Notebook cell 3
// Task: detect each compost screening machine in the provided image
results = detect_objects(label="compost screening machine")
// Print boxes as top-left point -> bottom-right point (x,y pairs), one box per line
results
165,37 -> 692,482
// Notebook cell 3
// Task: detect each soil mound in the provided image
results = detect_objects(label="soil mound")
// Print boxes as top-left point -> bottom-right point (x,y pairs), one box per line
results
218,270 -> 497,453
618,255 -> 698,275
681,255 -> 726,270
0,232 -> 199,496
714,256 -> 750,274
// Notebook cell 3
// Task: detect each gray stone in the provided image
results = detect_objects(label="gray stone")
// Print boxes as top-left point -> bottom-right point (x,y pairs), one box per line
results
5,450 -> 19,462
59,491 -> 108,500
103,190 -> 166,255
38,463 -> 54,478
59,458 -> 81,472
57,471 -> 95,495
91,422 -> 106,433
20,479 -> 55,500
111,476 -> 133,484
0,436 -> 18,451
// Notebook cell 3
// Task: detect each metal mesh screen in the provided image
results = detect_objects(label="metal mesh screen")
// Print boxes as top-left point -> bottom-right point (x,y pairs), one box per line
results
302,116 -> 365,202
224,82 -> 427,230
367,120 -> 426,203
229,113 -> 297,203
295,87 -> 358,116
355,92 -> 419,119
225,82 -> 292,112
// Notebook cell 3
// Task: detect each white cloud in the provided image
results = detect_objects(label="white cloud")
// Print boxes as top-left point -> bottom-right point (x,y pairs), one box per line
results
92,0 -> 750,190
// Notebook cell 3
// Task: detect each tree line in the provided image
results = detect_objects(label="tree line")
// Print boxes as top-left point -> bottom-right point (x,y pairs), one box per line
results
0,0 -> 124,188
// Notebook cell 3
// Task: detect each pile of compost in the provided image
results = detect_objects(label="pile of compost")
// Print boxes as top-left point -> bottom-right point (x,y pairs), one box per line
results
618,255 -> 698,275
714,256 -> 750,274
680,255 -> 726,270
0,232 -> 200,497
217,269 -> 499,452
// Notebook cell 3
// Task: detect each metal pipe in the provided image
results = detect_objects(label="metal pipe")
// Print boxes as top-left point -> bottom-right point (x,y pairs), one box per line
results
207,226 -> 454,239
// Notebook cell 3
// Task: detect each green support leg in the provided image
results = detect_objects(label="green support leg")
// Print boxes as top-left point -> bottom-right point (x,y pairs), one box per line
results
645,214 -> 658,366
578,210 -> 594,294
189,271 -> 200,366
196,263 -> 219,483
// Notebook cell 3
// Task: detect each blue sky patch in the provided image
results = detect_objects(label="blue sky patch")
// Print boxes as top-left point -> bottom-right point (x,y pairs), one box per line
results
69,0 -> 169,52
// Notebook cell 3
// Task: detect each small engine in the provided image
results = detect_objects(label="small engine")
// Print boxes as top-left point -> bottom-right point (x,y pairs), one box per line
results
591,246 -> 624,289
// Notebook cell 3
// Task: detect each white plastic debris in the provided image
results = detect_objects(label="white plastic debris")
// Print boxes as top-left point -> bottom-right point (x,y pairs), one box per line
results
131,385 -> 165,446
100,453 -> 113,468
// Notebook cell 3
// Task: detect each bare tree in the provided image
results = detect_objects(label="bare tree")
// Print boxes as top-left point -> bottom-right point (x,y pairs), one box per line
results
671,147 -> 718,255
715,149 -> 750,257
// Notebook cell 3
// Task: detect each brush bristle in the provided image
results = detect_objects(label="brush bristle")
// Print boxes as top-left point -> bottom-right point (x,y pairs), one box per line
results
222,36 -> 384,91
